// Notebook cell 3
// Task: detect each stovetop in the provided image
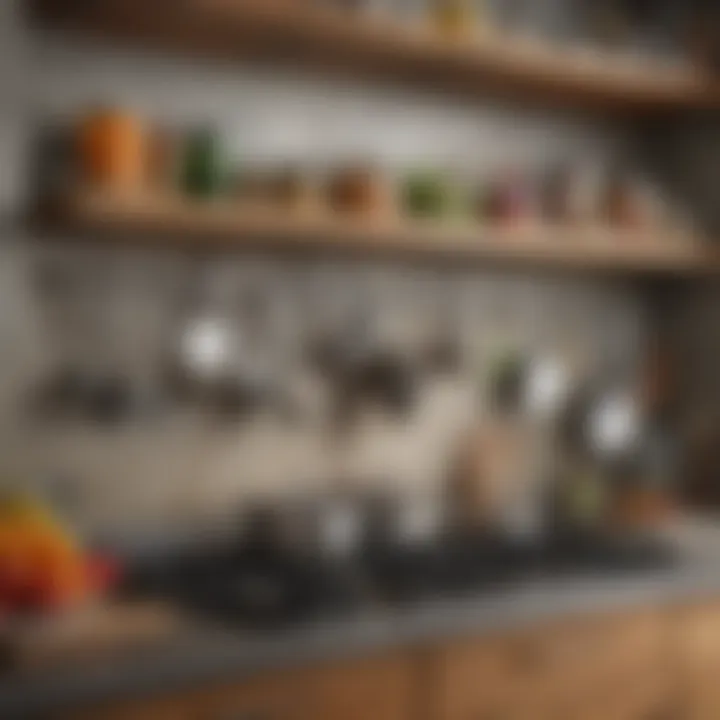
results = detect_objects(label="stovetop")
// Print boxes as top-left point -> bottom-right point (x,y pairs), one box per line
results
126,543 -> 371,628
362,531 -> 676,602
125,532 -> 677,628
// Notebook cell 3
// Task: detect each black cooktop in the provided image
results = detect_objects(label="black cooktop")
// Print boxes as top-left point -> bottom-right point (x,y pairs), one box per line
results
125,531 -> 676,628
126,542 -> 370,628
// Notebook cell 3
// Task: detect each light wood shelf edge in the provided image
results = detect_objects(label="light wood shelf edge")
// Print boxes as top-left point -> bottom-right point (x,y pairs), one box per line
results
39,190 -> 720,278
213,0 -> 719,107
34,0 -> 720,114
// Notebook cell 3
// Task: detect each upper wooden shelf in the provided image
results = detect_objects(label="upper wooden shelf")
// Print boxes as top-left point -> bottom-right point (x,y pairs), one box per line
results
33,0 -> 720,115
38,190 -> 720,278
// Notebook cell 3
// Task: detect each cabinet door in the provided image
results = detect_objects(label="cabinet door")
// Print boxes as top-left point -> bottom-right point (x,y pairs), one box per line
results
303,652 -> 417,720
677,602 -> 720,669
63,668 -> 309,720
571,666 -> 679,720
676,602 -> 720,720
62,694 -> 205,720
62,651 -> 416,720
197,672 -> 310,720
685,684 -> 720,720
434,610 -> 671,720
433,632 -> 564,720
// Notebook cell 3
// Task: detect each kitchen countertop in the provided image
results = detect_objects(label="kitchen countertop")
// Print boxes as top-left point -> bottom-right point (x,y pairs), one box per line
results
4,520 -> 720,719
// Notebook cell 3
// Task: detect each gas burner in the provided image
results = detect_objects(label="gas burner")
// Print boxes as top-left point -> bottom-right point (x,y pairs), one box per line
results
361,530 -> 675,604
125,544 -> 368,628
361,533 -> 543,604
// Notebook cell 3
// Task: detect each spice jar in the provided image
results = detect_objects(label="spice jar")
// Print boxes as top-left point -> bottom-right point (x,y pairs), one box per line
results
431,0 -> 478,39
78,108 -> 147,193
181,126 -> 226,200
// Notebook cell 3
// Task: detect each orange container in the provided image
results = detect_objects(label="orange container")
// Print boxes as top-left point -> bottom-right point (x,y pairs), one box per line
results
78,109 -> 147,192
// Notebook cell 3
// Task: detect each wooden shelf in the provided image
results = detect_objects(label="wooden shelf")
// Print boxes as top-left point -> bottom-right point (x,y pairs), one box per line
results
38,190 -> 720,278
33,0 -> 720,115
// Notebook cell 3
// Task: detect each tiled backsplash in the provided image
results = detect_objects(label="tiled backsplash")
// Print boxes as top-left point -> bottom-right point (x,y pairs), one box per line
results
0,0 -> 691,537
0,237 -> 647,535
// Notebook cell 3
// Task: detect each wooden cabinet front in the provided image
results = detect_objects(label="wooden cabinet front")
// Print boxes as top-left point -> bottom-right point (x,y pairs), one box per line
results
432,609 -> 672,720
62,652 -> 417,720
432,630 -> 566,720
63,669 -> 309,720
56,599 -> 720,720
304,652 -> 418,720
676,602 -> 720,720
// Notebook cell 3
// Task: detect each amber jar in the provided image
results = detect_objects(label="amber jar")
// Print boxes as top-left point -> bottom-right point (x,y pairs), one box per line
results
78,109 -> 147,192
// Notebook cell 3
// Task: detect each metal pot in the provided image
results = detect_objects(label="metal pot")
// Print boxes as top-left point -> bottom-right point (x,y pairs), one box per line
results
245,494 -> 367,562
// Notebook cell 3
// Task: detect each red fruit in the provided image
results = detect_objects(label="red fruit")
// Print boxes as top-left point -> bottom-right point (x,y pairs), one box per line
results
0,554 -> 34,612
85,555 -> 122,596
32,559 -> 90,613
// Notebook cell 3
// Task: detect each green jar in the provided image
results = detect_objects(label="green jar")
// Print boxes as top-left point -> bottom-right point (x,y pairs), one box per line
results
181,127 -> 226,199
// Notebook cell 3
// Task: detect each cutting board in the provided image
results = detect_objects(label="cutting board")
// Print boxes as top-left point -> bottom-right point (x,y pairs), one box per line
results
0,601 -> 184,673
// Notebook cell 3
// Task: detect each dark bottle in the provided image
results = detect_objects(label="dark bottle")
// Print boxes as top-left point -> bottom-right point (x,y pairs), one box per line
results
182,126 -> 225,199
